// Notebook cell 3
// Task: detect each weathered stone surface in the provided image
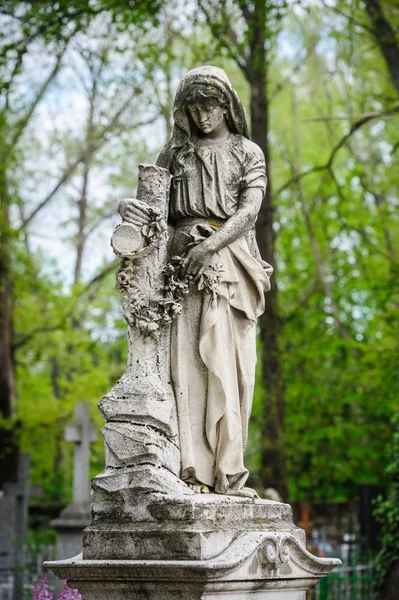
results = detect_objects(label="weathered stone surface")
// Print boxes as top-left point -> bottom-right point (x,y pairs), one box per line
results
83,527 -> 236,561
91,164 -> 188,507
46,530 -> 341,599
98,374 -> 177,441
91,493 -> 293,527
111,222 -> 143,256
143,494 -> 294,529
102,422 -> 179,472
84,495 -> 304,561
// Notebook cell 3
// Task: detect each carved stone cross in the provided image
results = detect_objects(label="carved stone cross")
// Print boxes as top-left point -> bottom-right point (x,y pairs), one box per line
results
65,402 -> 97,505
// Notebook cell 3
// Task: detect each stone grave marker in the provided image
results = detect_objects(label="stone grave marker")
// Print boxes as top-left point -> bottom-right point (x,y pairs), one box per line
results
51,402 -> 97,560
0,453 -> 30,600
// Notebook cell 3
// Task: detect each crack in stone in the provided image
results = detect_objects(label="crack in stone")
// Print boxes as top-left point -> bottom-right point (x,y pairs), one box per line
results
103,420 -> 179,447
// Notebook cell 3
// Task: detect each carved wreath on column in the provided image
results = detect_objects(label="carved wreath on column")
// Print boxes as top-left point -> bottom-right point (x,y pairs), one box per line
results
114,208 -> 223,336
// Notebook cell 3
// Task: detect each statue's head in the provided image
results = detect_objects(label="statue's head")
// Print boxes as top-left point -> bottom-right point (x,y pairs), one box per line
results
171,66 -> 250,144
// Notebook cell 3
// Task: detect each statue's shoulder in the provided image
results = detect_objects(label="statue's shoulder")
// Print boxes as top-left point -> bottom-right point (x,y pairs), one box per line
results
239,136 -> 265,162
232,135 -> 265,171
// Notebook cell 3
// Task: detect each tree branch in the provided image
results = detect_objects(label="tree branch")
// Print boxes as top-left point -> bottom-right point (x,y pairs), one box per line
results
86,211 -> 115,237
350,226 -> 399,268
290,90 -> 349,339
279,278 -> 318,324
80,261 -> 116,301
198,0 -> 249,76
321,0 -> 374,35
303,109 -> 398,122
274,104 -> 399,199
20,106 -> 157,230
7,30 -> 77,155
270,32 -> 319,101
13,261 -> 117,350
236,0 -> 252,23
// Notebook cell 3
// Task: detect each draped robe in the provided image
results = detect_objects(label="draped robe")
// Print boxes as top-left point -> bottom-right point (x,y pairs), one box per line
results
167,134 -> 273,493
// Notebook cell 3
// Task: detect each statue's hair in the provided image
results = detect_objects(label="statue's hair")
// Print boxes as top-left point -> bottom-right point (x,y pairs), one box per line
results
181,83 -> 234,134
182,83 -> 227,108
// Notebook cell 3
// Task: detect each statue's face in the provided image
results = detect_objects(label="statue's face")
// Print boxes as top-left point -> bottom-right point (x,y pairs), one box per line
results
188,98 -> 226,134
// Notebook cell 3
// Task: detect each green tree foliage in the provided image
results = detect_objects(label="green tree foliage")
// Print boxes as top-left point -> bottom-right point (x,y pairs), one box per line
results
373,420 -> 399,599
1,0 -> 398,508
242,2 -> 399,500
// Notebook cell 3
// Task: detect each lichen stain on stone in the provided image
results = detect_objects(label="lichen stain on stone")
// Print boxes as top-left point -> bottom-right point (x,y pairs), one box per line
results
248,554 -> 259,575
280,562 -> 292,575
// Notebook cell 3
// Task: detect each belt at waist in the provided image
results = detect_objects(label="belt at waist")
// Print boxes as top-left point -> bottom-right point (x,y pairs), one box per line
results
174,217 -> 227,229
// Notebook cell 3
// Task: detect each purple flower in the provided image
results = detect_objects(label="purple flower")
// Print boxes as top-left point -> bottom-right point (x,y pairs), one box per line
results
56,581 -> 82,600
32,575 -> 82,600
32,575 -> 53,600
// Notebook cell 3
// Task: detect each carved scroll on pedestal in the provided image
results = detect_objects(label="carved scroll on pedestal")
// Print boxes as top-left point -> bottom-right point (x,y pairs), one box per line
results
90,165 -> 191,526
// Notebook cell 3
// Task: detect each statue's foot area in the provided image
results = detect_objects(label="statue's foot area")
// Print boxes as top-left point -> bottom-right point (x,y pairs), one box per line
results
184,474 -> 257,498
214,470 -> 257,498
186,481 -> 210,494
220,486 -> 259,499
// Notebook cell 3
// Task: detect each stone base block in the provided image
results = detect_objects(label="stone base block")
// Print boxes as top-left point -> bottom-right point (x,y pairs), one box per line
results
83,526 -> 236,560
90,464 -> 191,509
45,531 -> 341,600
84,494 -> 305,560
90,490 -> 295,526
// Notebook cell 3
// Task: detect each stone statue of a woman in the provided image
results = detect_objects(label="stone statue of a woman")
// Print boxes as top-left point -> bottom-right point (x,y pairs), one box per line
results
47,66 -> 341,595
119,66 -> 273,498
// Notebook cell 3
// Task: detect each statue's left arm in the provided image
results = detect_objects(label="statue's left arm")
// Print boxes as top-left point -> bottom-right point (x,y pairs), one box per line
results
182,187 -> 263,278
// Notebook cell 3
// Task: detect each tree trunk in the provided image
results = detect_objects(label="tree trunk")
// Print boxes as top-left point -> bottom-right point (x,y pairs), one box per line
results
74,163 -> 89,284
248,0 -> 288,500
0,162 -> 18,486
364,0 -> 399,95
381,561 -> 399,600
74,68 -> 96,285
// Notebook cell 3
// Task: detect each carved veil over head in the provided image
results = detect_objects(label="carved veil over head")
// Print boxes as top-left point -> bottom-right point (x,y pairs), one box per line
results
157,66 -> 251,172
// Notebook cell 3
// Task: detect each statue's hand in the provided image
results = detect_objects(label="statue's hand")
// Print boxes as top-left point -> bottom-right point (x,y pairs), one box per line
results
182,241 -> 214,278
118,198 -> 152,226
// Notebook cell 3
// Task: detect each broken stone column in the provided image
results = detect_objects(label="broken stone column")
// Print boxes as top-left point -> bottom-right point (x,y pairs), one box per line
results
89,164 -> 190,533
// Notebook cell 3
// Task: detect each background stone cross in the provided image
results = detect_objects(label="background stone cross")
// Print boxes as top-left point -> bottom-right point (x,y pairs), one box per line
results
65,402 -> 97,505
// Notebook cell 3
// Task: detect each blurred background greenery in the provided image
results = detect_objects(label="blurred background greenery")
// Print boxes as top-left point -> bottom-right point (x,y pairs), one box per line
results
0,0 -> 398,596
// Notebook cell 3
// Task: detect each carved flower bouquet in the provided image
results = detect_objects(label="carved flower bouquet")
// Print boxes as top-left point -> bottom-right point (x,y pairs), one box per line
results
117,253 -> 224,336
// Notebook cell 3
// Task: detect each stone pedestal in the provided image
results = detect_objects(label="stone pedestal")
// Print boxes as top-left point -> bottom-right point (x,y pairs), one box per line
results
45,495 -> 340,599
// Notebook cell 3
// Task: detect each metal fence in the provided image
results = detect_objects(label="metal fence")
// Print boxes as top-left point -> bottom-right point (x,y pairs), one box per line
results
0,543 -> 56,600
312,563 -> 376,600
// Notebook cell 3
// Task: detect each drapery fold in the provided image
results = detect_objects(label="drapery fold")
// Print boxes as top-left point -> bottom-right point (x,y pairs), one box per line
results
170,225 -> 272,493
